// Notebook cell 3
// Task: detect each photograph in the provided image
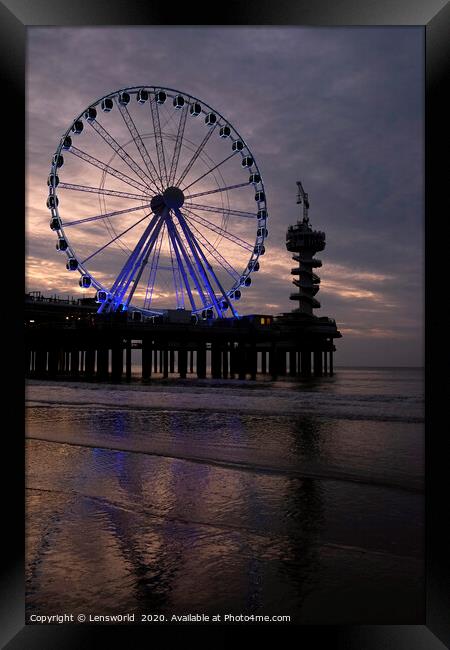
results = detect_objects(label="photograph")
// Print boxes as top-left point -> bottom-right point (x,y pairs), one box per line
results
23,23 -> 427,627
0,0 -> 446,646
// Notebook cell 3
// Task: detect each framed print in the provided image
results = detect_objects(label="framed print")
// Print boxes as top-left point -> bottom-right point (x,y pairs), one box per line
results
1,0 -> 449,647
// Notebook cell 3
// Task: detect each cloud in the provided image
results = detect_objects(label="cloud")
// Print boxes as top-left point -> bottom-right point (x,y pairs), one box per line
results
26,26 -> 424,366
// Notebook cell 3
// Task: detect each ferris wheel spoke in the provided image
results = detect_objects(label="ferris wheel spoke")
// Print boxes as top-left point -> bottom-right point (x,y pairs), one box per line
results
165,218 -> 201,311
182,151 -> 239,192
182,210 -> 253,252
185,181 -> 250,201
168,104 -> 189,187
144,223 -> 165,310
89,119 -> 156,192
160,105 -> 180,132
168,235 -> 184,309
182,212 -> 241,282
174,208 -> 223,317
115,100 -> 163,194
123,217 -> 166,308
111,215 -> 164,310
184,202 -> 256,219
62,204 -> 147,228
67,145 -> 150,194
149,98 -> 168,187
101,212 -> 162,312
58,182 -> 151,202
175,224 -> 211,310
175,124 -> 218,187
80,213 -> 150,265
175,209 -> 238,318
190,232 -> 240,319
115,217 -> 162,302
171,216 -> 219,310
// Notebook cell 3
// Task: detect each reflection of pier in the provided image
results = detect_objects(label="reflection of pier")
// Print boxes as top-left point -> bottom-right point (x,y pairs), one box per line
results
26,413 -> 327,617
25,293 -> 341,381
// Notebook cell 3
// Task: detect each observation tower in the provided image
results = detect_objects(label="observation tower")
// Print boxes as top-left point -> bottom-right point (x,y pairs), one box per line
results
286,181 -> 325,317
275,180 -> 341,377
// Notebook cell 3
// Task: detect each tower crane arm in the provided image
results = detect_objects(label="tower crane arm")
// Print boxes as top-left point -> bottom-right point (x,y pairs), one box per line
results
296,180 -> 310,222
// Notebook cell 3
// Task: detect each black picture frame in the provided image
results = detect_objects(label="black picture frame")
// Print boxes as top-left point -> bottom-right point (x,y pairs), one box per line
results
2,0 -> 449,647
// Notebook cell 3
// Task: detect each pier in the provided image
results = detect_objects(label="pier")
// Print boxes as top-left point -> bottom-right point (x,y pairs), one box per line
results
27,180 -> 341,382
24,293 -> 340,381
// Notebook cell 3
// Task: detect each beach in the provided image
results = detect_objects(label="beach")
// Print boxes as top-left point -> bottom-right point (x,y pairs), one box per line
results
26,367 -> 424,623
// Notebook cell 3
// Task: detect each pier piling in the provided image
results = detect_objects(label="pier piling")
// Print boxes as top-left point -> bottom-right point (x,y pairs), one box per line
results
178,347 -> 187,378
197,344 -> 206,379
314,350 -> 323,377
142,339 -> 152,379
125,341 -> 132,381
97,347 -> 109,380
84,349 -> 95,378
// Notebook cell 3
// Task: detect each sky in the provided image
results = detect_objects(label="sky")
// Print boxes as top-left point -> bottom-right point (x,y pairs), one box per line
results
26,26 -> 424,366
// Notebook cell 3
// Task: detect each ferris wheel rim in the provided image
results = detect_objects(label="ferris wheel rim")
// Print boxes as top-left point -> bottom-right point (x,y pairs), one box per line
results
47,85 -> 268,316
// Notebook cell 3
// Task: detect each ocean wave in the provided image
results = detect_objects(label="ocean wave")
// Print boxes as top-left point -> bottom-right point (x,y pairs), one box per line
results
25,398 -> 424,423
26,435 -> 424,493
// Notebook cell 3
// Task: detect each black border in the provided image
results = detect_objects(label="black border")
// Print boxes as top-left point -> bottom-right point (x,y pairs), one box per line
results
3,0 -> 449,647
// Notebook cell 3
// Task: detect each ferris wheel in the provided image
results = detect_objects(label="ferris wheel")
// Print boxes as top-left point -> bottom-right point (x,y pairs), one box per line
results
47,86 -> 268,319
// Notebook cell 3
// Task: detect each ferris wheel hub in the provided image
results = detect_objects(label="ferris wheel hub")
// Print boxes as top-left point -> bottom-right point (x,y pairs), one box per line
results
151,186 -> 185,214
162,186 -> 185,210
150,194 -> 166,214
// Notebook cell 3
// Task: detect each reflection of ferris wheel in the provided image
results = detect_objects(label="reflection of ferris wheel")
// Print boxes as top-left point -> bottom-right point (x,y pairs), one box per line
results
47,86 -> 268,319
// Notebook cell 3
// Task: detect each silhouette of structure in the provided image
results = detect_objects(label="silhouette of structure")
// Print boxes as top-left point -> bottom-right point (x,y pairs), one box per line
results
25,181 -> 341,381
275,181 -> 342,376
287,181 -> 325,315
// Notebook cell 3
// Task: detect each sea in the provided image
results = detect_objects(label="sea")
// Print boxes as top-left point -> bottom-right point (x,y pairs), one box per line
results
25,367 -> 424,624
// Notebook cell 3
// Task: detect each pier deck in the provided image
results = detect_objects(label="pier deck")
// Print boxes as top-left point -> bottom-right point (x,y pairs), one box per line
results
25,295 -> 340,381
